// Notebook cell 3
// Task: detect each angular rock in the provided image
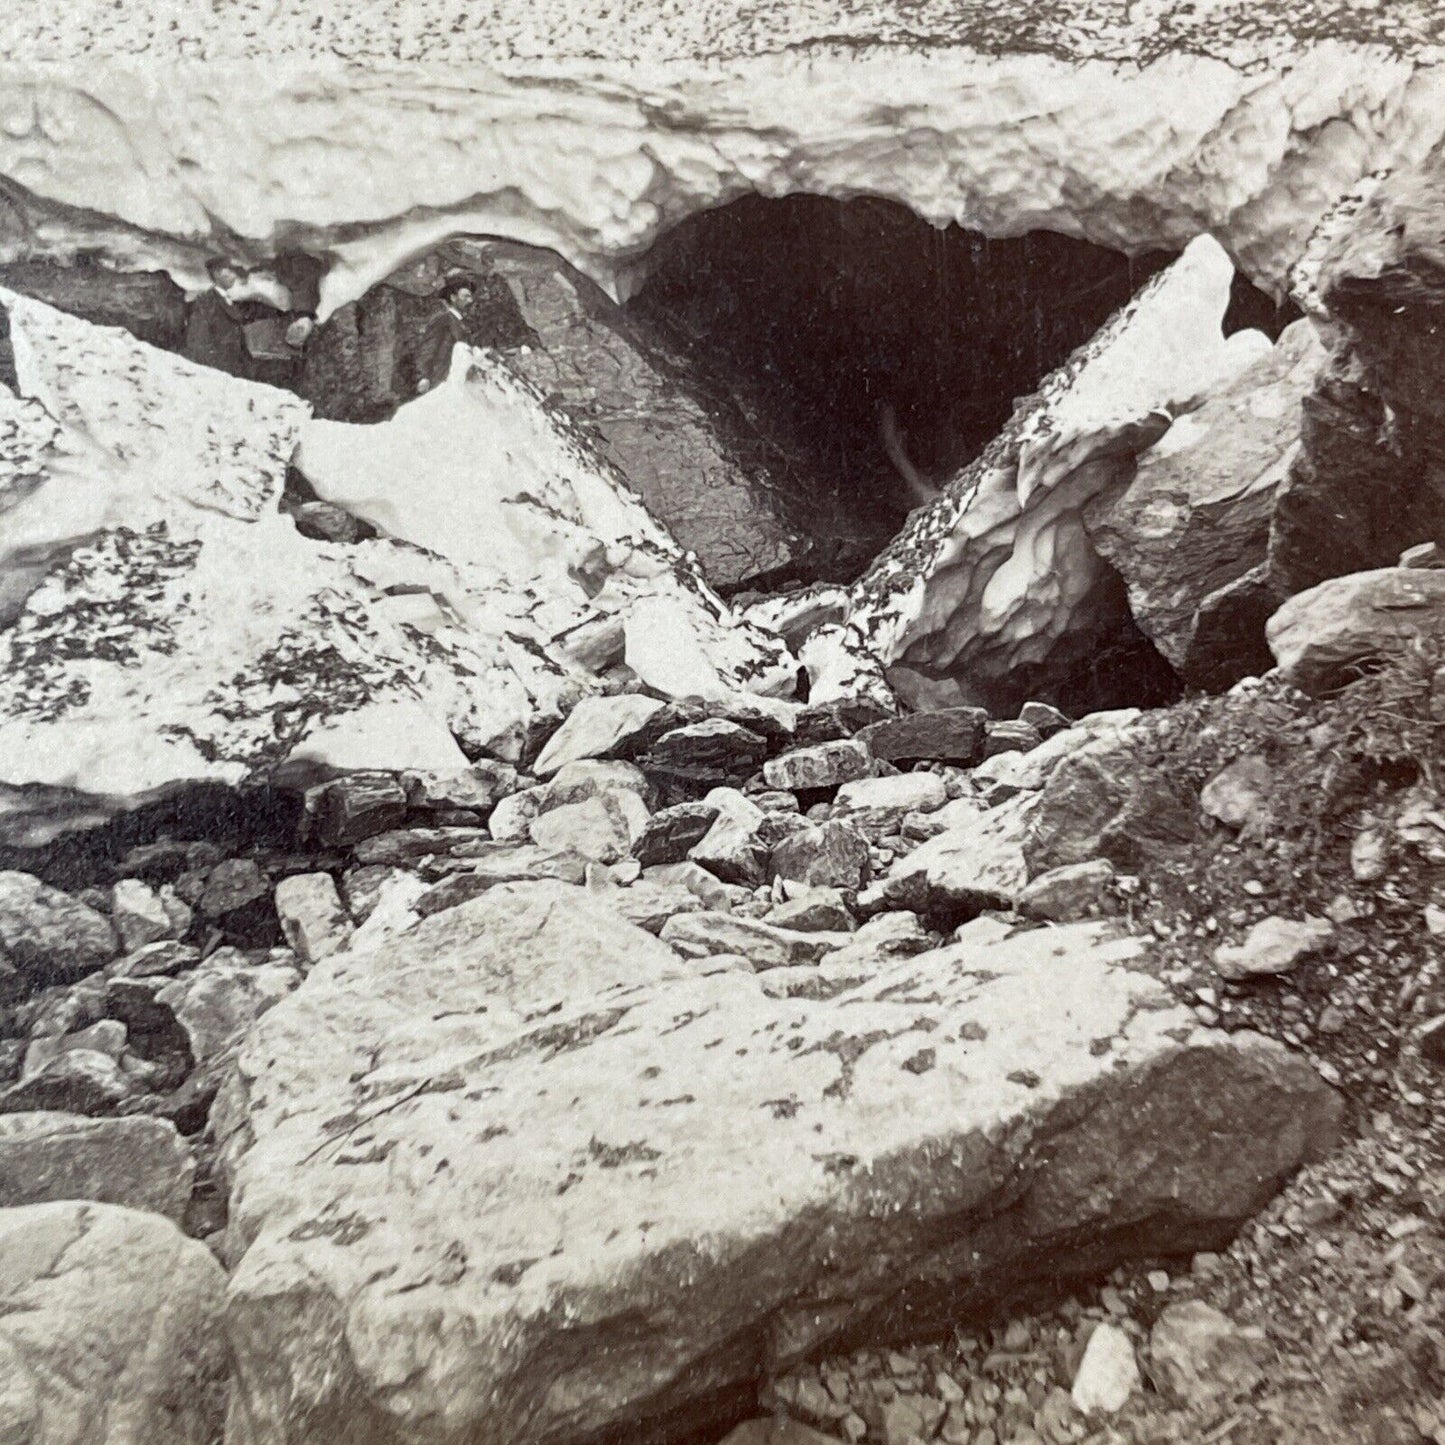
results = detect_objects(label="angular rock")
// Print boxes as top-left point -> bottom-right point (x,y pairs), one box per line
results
224,887 -> 1340,1445
1090,318 -> 1324,687
764,740 -> 872,792
197,858 -> 279,946
982,720 -> 1044,758
1071,1322 -> 1139,1415
833,773 -> 948,840
642,719 -> 770,783
1018,859 -> 1118,923
534,696 -> 667,776
690,788 -> 770,886
403,760 -> 519,816
872,795 -> 1036,920
543,759 -> 651,810
631,802 -> 721,867
414,845 -> 593,917
0,870 -> 117,985
765,890 -> 855,934
1148,1301 -> 1269,1405
1025,747 -> 1197,874
0,1111 -> 194,1221
0,1202 -> 228,1445
307,772 -> 409,847
0,1049 -> 136,1117
274,873 -> 355,965
110,878 -> 177,952
1200,754 -> 1274,829
1266,567 -> 1445,695
1018,701 -> 1071,738
769,821 -> 871,891
23,1020 -> 127,1079
659,912 -> 835,970
1214,915 -> 1333,980
351,827 -> 493,868
156,956 -> 302,1066
857,707 -> 988,765
530,792 -> 649,865
793,697 -> 896,748
597,879 -> 708,935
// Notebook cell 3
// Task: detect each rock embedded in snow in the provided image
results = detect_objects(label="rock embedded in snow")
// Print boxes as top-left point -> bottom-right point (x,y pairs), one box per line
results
1214,916 -> 1334,981
0,1202 -> 229,1445
764,741 -> 873,792
0,871 -> 117,986
1071,1323 -> 1140,1416
0,1111 -> 194,1221
222,882 -> 1340,1445
1266,568 -> 1445,695
300,239 -> 806,589
0,290 -> 794,800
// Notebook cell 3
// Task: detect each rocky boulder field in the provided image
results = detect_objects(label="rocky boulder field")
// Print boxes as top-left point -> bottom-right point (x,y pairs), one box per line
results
2,2 -> 1445,1443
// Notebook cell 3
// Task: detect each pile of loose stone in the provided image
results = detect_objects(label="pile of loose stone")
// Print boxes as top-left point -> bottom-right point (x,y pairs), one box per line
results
0,687 -> 1093,1245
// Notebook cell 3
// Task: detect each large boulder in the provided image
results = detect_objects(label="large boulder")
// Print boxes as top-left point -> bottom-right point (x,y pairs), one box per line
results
1089,318 -> 1325,688
1266,567 -> 1445,695
222,881 -> 1339,1445
843,237 -> 1273,712
301,239 -> 806,589
0,1201 -> 229,1445
0,288 -> 795,799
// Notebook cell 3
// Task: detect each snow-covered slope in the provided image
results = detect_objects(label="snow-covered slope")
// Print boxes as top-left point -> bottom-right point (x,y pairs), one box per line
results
0,291 -> 794,797
0,0 -> 1442,311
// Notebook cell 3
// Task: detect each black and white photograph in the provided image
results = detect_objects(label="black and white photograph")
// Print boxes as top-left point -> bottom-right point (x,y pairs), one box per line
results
0,1 -> 1442,1441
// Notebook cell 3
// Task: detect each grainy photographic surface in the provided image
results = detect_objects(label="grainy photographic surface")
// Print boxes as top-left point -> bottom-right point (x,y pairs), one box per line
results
0,2 -> 1442,1442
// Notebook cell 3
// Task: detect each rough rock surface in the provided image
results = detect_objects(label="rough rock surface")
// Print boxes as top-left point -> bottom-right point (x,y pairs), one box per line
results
1272,164 -> 1445,601
222,882 -> 1340,1445
301,239 -> 805,588
1090,318 -> 1325,689
1266,568 -> 1445,695
0,1111 -> 194,1220
0,1201 -> 229,1445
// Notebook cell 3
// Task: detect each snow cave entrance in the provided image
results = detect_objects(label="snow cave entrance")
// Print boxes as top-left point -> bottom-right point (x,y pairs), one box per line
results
629,194 -> 1296,590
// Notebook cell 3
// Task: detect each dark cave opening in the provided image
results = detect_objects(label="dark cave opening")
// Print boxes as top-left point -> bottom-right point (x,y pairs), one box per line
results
629,194 -> 1300,584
